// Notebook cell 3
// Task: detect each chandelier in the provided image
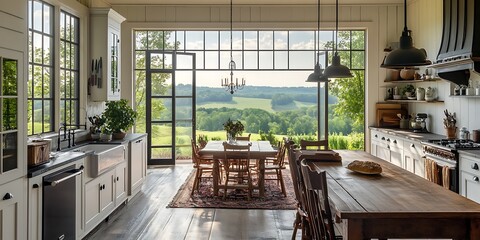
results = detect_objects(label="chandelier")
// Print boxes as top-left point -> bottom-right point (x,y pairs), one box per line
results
221,0 -> 245,94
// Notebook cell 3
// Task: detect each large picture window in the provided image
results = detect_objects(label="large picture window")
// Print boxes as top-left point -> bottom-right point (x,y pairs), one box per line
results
60,11 -> 80,126
135,30 -> 365,155
28,1 -> 81,135
28,0 -> 54,135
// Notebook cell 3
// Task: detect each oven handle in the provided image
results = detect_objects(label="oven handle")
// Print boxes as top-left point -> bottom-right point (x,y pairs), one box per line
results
46,166 -> 84,187
424,155 -> 457,168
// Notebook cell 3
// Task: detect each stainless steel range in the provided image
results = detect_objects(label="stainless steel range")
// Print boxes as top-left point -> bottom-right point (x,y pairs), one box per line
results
422,139 -> 480,193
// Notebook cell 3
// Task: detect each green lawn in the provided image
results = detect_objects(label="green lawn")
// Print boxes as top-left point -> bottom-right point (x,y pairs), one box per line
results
198,97 -> 315,113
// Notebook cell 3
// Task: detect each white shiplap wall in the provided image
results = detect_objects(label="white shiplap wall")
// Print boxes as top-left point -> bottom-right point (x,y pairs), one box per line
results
408,0 -> 480,136
111,3 -> 404,151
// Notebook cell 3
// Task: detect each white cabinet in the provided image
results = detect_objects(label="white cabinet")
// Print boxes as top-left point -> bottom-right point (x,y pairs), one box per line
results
83,162 -> 127,236
129,135 -> 147,197
459,154 -> 480,204
89,8 -> 125,102
0,177 -> 26,240
404,140 -> 425,178
370,129 -> 425,177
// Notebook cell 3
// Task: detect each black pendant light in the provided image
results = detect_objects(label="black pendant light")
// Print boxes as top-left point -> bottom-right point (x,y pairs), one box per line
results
380,0 -> 431,68
323,0 -> 352,79
306,0 -> 327,82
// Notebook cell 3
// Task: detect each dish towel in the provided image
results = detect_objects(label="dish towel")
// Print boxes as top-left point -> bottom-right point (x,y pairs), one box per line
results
442,166 -> 450,189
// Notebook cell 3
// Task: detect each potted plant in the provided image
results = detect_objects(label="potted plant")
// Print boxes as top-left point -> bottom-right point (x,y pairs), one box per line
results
223,118 -> 244,142
402,84 -> 415,98
88,115 -> 105,140
197,134 -> 208,148
103,99 -> 137,139
100,125 -> 113,142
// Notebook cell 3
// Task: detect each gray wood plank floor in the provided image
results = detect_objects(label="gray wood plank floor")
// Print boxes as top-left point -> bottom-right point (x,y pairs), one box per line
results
84,163 -> 297,240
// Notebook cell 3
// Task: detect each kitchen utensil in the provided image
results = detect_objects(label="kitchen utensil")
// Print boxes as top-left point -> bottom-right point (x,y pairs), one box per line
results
98,57 -> 102,88
94,59 -> 98,86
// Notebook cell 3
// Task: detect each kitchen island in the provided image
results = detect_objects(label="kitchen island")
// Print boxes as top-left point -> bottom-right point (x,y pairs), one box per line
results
304,150 -> 480,239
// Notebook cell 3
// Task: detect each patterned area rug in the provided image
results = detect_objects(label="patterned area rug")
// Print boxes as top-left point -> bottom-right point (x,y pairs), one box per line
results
168,169 -> 297,209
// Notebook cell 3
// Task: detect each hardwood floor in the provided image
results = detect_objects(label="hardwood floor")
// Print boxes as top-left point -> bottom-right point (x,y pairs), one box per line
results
84,163 -> 297,240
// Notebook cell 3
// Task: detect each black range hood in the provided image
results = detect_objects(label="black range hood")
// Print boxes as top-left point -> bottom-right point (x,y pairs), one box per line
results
431,0 -> 480,86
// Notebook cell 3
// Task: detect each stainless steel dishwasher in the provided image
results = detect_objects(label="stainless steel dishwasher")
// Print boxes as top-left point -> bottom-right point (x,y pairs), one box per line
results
43,164 -> 84,240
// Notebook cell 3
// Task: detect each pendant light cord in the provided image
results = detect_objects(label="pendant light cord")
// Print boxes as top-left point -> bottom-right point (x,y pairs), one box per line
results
316,0 -> 320,64
403,0 -> 407,31
335,0 -> 338,55
230,0 -> 233,62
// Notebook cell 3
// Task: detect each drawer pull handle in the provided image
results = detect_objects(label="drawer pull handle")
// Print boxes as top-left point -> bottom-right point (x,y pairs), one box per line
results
410,144 -> 415,148
33,184 -> 39,189
116,177 -> 120,181
393,140 -> 397,144
3,193 -> 13,200
472,163 -> 479,170
136,139 -> 143,143
474,176 -> 479,182
386,138 -> 390,142
381,137 -> 385,140
387,145 -> 390,149
374,134 -> 378,138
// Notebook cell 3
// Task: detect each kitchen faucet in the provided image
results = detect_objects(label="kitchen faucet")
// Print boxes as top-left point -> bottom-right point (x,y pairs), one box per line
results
57,123 -> 71,151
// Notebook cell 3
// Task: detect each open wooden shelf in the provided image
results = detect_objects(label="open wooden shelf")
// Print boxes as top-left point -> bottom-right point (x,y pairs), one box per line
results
384,78 -> 442,83
384,99 -> 444,103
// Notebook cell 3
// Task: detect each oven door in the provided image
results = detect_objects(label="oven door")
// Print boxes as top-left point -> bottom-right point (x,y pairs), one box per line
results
425,154 -> 458,193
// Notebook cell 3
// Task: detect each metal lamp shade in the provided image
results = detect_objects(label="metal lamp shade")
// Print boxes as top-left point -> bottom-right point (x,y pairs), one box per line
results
381,30 -> 432,68
306,62 -> 328,82
323,54 -> 353,79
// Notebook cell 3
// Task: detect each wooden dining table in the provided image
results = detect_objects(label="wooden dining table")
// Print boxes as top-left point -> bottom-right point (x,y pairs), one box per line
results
199,140 -> 277,197
304,150 -> 480,240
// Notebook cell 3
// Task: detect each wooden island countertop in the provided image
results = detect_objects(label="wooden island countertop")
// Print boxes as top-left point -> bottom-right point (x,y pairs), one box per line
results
304,150 -> 480,239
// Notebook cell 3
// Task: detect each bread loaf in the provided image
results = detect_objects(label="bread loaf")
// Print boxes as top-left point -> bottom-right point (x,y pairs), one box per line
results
347,160 -> 382,174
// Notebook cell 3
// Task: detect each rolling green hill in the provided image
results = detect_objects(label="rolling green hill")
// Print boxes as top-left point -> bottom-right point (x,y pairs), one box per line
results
197,96 -> 315,113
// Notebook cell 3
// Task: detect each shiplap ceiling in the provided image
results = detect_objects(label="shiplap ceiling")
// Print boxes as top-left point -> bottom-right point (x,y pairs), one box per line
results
103,0 -> 403,5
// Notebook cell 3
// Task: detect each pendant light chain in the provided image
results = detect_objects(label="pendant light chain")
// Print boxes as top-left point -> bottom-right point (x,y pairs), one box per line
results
316,0 -> 320,64
335,0 -> 338,54
230,0 -> 233,62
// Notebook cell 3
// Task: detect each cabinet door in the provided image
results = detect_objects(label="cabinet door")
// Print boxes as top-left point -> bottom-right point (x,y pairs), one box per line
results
130,136 -> 146,194
28,176 -> 42,240
100,171 -> 115,213
460,171 -> 480,204
375,144 -> 390,161
84,177 -> 102,230
0,178 -> 26,240
107,26 -> 120,100
115,162 -> 127,204
390,147 -> 403,167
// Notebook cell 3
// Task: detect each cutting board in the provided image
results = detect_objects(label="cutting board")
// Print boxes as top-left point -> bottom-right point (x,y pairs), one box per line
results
376,109 -> 407,128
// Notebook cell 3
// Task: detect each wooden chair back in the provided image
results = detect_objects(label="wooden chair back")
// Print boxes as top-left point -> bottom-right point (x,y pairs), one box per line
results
222,141 -> 251,172
191,138 -> 210,166
300,160 -> 336,240
235,133 -> 251,141
300,139 -> 328,150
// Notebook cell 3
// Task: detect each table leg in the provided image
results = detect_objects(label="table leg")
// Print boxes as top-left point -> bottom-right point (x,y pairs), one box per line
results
259,159 -> 265,197
342,219 -> 363,240
471,218 -> 480,240
213,159 -> 219,196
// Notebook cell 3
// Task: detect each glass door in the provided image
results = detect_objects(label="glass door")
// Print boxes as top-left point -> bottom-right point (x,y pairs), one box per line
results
145,51 -> 195,165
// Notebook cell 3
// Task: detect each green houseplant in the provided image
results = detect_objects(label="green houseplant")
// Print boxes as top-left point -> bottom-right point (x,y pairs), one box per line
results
103,99 -> 137,139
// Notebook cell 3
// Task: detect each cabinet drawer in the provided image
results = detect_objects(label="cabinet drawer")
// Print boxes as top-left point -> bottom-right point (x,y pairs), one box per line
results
460,170 -> 480,204
459,155 -> 480,176
0,178 -> 24,209
403,140 -> 423,156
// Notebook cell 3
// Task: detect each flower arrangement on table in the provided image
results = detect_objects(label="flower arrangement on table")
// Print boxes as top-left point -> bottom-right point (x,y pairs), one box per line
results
223,118 -> 244,141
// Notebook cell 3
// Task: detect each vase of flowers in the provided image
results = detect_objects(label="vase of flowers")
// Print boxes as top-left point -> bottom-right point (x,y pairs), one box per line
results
223,118 -> 244,143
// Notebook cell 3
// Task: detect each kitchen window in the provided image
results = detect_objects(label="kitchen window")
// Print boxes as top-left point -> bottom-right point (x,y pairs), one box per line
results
28,0 -> 81,135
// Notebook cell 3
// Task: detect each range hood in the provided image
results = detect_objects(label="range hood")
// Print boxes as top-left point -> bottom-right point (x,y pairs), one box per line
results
430,0 -> 480,86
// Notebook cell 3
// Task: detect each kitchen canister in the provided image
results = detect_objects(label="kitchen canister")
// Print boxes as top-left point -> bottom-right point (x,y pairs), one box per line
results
473,130 -> 480,143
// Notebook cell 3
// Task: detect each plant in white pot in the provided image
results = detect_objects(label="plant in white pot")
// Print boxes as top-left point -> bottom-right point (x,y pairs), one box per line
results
103,99 -> 137,139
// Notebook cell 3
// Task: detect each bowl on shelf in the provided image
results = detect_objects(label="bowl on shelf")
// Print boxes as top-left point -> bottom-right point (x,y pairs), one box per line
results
407,96 -> 417,100
393,95 -> 402,100
400,68 -> 416,80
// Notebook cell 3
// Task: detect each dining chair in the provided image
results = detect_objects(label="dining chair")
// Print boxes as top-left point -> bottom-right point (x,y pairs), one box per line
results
190,138 -> 214,196
300,139 -> 328,150
235,133 -> 251,141
300,160 -> 342,240
263,141 -> 287,196
286,141 -> 312,240
222,141 -> 253,200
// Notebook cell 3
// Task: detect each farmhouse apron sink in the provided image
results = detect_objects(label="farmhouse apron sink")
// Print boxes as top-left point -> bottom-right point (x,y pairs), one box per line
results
71,144 -> 125,177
